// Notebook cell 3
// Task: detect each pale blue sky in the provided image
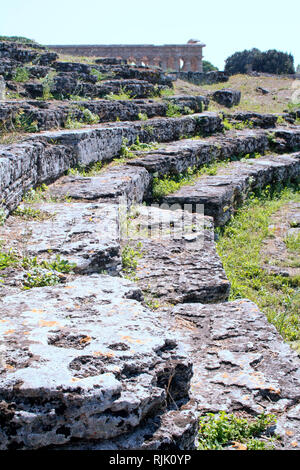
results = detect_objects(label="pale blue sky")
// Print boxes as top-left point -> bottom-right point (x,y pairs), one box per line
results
1,0 -> 299,69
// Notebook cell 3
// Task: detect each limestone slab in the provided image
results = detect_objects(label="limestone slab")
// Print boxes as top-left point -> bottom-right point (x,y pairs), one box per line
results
0,202 -> 121,275
162,153 -> 300,226
124,206 -> 230,304
172,300 -> 300,450
0,274 -> 192,450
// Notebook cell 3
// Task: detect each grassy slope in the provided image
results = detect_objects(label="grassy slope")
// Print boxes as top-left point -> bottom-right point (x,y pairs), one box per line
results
174,74 -> 298,114
216,185 -> 300,351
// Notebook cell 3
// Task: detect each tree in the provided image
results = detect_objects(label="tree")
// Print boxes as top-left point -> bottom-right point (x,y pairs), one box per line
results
224,49 -> 261,75
225,48 -> 295,75
202,60 -> 218,73
252,50 -> 295,75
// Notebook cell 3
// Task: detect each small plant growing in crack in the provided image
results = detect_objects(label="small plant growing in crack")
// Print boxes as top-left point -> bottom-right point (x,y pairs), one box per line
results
121,242 -> 143,281
198,411 -> 277,450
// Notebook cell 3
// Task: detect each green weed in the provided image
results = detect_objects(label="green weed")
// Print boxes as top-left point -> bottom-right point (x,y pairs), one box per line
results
13,67 -> 29,83
198,412 -> 276,450
217,184 -> 300,346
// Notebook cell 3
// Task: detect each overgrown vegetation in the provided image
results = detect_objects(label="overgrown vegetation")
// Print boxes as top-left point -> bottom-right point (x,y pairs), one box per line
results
0,242 -> 76,289
223,117 -> 254,131
12,206 -> 52,221
13,110 -> 39,133
285,232 -> 300,252
198,412 -> 277,450
64,107 -> 99,129
121,242 -> 143,281
119,136 -> 158,159
0,36 -> 37,45
202,60 -> 219,73
166,102 -> 182,118
152,152 -> 262,200
22,184 -> 70,204
12,67 -> 30,83
105,87 -> 132,100
90,68 -> 109,82
217,183 -> 300,349
39,71 -> 57,100
67,161 -> 103,177
225,48 -> 295,75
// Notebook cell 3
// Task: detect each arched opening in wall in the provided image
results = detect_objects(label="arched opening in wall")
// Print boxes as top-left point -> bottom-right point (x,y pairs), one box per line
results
128,56 -> 136,66
152,57 -> 161,69
180,58 -> 185,70
141,56 -> 149,67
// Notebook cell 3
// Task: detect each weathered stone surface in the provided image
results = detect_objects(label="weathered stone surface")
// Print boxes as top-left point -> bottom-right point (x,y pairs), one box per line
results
212,88 -> 241,108
0,96 -> 206,132
172,300 -> 300,450
162,152 -> 300,226
53,61 -> 174,87
94,57 -> 127,65
0,113 -> 222,214
163,94 -> 209,112
0,274 -> 193,450
25,77 -> 162,100
0,40 -> 175,102
51,404 -> 198,450
0,41 -> 44,64
0,42 -> 56,83
124,206 -> 230,304
256,86 -> 270,95
49,166 -> 151,205
272,128 -> 300,152
0,139 -> 75,214
128,129 -> 269,178
0,202 -> 121,275
0,75 -> 5,100
226,111 -> 278,128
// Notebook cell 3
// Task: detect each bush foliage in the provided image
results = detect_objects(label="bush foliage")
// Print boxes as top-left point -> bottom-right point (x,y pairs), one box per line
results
202,60 -> 218,73
225,48 -> 295,75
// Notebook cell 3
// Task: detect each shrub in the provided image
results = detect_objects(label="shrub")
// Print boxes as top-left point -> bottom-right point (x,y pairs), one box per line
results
225,48 -> 295,75
203,60 -> 218,72
166,102 -> 182,118
198,412 -> 276,450
13,67 -> 30,82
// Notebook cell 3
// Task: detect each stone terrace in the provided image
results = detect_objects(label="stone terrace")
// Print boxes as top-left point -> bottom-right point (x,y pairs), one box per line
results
0,40 -> 300,450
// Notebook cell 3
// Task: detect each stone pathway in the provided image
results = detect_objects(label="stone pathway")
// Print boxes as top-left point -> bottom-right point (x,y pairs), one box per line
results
0,77 -> 300,449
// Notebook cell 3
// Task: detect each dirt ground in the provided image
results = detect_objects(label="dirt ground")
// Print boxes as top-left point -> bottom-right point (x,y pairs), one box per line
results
174,74 -> 300,114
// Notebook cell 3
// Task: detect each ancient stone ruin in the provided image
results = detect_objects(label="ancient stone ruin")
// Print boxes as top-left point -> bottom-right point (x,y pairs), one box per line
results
0,39 -> 299,451
49,40 -> 206,72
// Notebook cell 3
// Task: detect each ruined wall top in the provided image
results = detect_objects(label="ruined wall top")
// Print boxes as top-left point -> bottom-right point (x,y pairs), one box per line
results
48,42 -> 206,72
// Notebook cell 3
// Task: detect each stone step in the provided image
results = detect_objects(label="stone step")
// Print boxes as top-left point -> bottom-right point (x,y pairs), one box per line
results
162,152 -> 300,226
53,61 -> 174,87
0,202 -> 121,285
224,111 -> 279,128
49,166 -> 151,206
0,112 -> 222,214
128,128 -> 269,178
46,128 -> 300,213
0,274 -> 194,450
24,78 -> 163,100
122,206 -> 230,305
127,127 -> 300,179
172,300 -> 300,450
0,95 -> 205,131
